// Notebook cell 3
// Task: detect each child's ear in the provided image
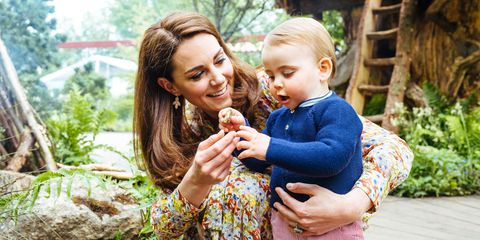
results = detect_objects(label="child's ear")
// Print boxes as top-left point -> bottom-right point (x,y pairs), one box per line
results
157,77 -> 180,96
317,58 -> 333,82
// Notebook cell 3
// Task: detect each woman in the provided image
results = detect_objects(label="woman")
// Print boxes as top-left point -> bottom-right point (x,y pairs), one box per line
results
134,11 -> 412,239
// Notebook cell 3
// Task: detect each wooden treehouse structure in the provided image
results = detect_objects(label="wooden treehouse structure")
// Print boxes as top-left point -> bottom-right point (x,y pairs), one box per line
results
346,0 -> 414,132
277,0 -> 416,132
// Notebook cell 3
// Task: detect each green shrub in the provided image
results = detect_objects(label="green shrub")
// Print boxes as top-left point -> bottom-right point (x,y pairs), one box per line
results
392,84 -> 480,197
117,172 -> 158,239
47,90 -> 116,166
363,94 -> 386,116
394,146 -> 478,197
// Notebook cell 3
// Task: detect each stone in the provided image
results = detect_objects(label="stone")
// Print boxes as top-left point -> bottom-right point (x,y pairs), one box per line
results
0,171 -> 143,239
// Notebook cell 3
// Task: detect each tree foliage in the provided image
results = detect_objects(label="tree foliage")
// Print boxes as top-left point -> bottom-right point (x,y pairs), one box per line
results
105,0 -> 276,42
106,0 -> 194,41
322,11 -> 346,53
0,0 -> 65,75
192,0 -> 273,41
63,63 -> 110,105
0,0 -> 65,118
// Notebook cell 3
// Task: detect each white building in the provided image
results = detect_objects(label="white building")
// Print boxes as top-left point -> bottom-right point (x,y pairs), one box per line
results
40,55 -> 137,97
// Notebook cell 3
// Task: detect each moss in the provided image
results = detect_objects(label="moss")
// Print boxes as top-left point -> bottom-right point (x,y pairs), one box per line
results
72,196 -> 119,217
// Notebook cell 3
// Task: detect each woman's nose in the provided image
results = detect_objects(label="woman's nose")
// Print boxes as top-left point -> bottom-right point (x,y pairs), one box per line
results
209,68 -> 226,86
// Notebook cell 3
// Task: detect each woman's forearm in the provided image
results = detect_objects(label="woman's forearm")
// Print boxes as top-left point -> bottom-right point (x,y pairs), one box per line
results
177,168 -> 213,207
344,188 -> 373,220
357,117 -> 413,209
151,186 -> 208,238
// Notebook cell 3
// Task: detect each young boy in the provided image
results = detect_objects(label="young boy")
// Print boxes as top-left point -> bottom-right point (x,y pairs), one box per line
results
219,18 -> 364,239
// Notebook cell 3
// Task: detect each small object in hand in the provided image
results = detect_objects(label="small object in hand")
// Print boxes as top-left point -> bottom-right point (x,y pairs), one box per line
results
293,223 -> 304,234
223,109 -> 232,124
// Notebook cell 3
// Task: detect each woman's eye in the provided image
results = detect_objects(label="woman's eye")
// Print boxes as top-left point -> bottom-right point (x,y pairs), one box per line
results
215,57 -> 226,65
191,71 -> 204,80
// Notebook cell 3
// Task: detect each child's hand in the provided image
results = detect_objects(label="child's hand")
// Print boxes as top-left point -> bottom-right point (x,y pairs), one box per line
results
218,108 -> 245,132
235,126 -> 270,160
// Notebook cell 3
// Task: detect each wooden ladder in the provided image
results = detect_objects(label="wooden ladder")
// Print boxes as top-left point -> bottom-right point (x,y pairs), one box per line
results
346,0 -> 414,132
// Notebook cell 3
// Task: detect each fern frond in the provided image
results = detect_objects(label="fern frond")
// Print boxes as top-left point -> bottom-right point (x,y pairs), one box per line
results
422,82 -> 450,112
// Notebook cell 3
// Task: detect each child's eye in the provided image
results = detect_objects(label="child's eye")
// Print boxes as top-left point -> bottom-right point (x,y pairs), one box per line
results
282,71 -> 295,78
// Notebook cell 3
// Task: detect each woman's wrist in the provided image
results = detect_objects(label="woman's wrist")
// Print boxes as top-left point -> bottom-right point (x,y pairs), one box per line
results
177,169 -> 213,207
342,188 -> 373,221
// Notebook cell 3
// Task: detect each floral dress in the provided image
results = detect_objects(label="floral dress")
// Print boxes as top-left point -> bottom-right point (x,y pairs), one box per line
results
150,71 -> 413,239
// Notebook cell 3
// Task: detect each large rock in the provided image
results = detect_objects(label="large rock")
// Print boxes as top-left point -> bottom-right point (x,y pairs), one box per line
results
0,170 -> 34,194
0,170 -> 143,239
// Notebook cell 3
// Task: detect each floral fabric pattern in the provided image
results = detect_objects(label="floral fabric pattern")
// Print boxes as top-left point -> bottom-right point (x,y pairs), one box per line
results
151,159 -> 271,239
150,70 -> 413,239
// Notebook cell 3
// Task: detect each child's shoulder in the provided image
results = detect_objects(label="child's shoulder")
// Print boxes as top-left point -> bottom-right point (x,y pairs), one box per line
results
311,93 -> 358,117
311,92 -> 347,108
269,106 -> 288,118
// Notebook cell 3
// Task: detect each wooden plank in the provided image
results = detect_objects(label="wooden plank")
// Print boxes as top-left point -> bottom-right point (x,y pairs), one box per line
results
424,197 -> 480,218
364,57 -> 397,66
443,196 -> 480,210
365,114 -> 383,123
372,3 -> 402,15
358,84 -> 389,95
346,0 -> 382,114
367,196 -> 480,239
382,0 -> 416,132
366,28 -> 399,40
369,216 -> 473,240
367,226 -> 433,240
407,199 -> 480,227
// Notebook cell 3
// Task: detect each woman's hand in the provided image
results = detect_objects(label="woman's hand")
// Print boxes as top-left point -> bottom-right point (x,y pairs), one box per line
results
274,183 -> 372,236
235,126 -> 270,160
218,107 -> 245,132
178,130 -> 239,207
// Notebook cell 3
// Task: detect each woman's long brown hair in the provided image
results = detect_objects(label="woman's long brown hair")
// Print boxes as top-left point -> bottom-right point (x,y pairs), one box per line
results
134,12 -> 260,190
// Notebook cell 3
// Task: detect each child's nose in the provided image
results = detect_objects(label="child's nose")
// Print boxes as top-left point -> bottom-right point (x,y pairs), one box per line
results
273,79 -> 284,89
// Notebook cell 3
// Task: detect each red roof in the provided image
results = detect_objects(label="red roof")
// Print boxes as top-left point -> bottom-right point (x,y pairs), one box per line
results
235,35 -> 266,43
58,40 -> 136,48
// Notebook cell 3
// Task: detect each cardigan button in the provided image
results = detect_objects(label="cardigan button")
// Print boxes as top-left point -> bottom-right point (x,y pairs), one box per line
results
285,124 -> 289,130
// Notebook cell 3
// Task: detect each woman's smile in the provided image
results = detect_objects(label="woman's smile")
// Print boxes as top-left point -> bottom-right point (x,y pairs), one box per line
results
207,85 -> 228,98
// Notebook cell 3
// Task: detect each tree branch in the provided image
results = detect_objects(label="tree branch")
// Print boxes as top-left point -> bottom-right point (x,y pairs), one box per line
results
447,49 -> 480,96
0,38 -> 57,171
5,130 -> 33,171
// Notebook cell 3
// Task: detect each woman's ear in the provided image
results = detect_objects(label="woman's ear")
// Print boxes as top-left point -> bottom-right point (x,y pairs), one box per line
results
157,77 -> 180,96
317,58 -> 333,82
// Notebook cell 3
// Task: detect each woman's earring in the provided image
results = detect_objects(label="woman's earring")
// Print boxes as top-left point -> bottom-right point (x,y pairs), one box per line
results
173,96 -> 181,110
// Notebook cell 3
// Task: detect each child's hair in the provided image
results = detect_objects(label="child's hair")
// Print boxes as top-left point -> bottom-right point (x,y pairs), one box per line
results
264,17 -> 337,78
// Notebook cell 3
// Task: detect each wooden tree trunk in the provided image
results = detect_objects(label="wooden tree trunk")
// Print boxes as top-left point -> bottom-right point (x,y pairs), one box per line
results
339,0 -> 479,106
410,0 -> 480,99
